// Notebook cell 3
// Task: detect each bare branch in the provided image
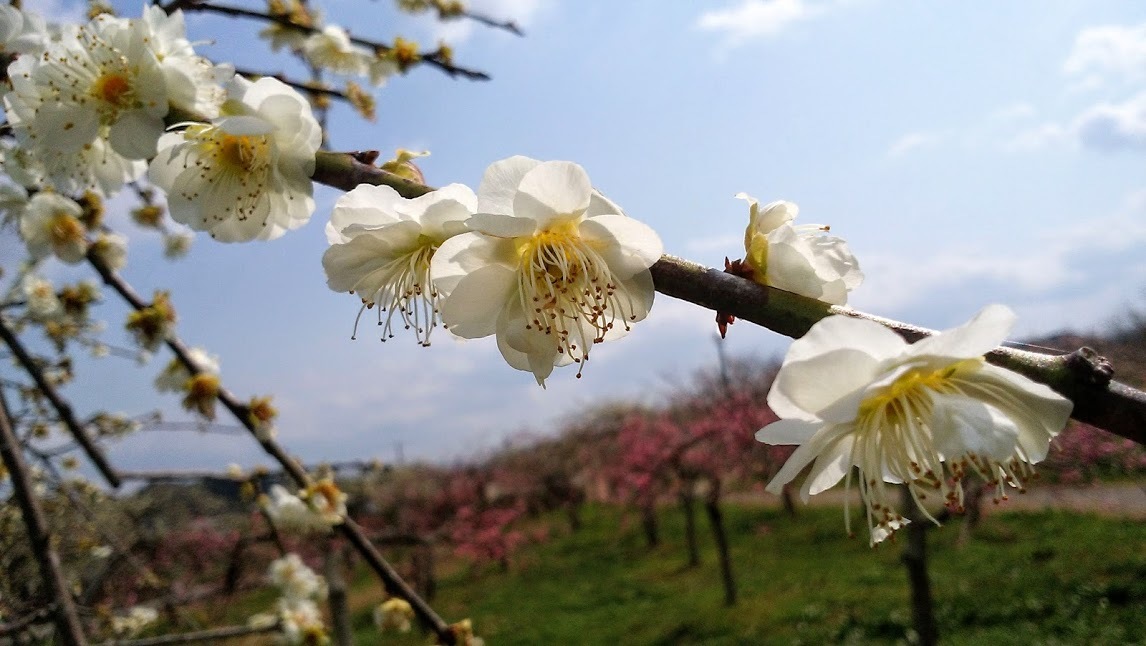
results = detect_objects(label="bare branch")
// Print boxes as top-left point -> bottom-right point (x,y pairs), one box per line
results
91,621 -> 279,646
85,249 -> 460,645
0,389 -> 87,645
0,317 -> 122,487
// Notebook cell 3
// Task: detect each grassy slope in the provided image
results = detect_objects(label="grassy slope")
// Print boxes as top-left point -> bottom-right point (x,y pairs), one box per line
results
348,503 -> 1145,645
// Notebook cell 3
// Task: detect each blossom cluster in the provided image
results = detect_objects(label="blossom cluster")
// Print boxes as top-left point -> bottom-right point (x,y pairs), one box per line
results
254,553 -> 330,645
323,156 -> 665,385
1,3 -> 323,258
262,477 -> 348,532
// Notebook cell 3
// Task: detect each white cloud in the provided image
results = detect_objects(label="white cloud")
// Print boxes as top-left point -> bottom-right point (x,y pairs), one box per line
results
989,103 -> 1035,122
1064,22 -> 1146,85
22,0 -> 85,24
1004,92 -> 1146,152
697,0 -> 827,48
886,131 -> 944,158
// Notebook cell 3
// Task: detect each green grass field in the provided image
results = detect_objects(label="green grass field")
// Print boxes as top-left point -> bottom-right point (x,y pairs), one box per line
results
346,503 -> 1145,645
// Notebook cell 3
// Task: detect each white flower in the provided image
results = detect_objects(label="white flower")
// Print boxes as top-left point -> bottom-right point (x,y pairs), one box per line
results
373,598 -> 414,633
431,157 -> 664,385
367,54 -> 399,87
737,193 -> 862,305
0,183 -> 29,225
90,231 -> 128,270
0,4 -> 49,56
111,606 -> 158,636
277,597 -> 326,645
302,25 -> 370,76
148,76 -> 321,242
757,305 -> 1073,545
22,275 -> 61,319
268,553 -> 327,601
154,347 -> 218,393
264,485 -> 333,533
3,14 -> 168,192
163,230 -> 194,258
137,6 -> 231,118
322,183 -> 475,346
19,192 -> 88,263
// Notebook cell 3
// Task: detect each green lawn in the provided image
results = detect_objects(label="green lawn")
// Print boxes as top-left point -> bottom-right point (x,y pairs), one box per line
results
350,502 -> 1146,645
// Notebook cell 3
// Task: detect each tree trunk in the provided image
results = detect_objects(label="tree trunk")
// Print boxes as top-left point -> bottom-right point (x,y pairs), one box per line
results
901,486 -> 938,646
412,542 -> 436,600
324,547 -> 353,646
641,502 -> 659,548
703,479 -> 736,606
566,497 -> 583,533
679,483 -> 700,567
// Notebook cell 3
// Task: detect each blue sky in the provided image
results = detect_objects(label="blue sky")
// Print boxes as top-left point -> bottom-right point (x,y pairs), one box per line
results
14,0 -> 1146,472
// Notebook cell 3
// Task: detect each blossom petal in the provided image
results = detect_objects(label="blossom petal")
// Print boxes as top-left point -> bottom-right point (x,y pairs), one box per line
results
431,233 -> 518,297
512,161 -> 592,227
929,393 -> 1021,462
467,213 -> 537,238
327,184 -> 405,243
756,418 -> 821,445
477,155 -> 539,215
769,348 -> 886,421
108,110 -> 163,159
439,263 -> 516,338
907,304 -> 1014,361
579,215 -> 663,279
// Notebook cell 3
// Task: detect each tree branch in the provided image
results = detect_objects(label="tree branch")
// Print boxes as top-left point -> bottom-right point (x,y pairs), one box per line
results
309,151 -> 1146,447
0,389 -> 88,645
84,249 -> 459,645
91,621 -> 279,646
0,317 -> 122,487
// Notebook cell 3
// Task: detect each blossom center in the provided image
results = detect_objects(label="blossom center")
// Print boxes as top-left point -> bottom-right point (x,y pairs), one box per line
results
516,221 -> 637,376
91,72 -> 134,109
219,134 -> 266,173
49,213 -> 85,246
353,240 -> 439,346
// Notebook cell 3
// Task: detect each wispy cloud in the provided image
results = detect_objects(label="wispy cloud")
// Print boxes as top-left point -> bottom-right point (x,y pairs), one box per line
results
1005,92 -> 1146,152
696,0 -> 831,50
886,131 -> 944,159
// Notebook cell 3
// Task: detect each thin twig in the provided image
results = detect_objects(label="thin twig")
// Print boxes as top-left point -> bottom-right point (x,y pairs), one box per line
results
232,67 -> 349,100
0,604 -> 56,638
92,621 -> 279,646
0,389 -> 88,645
0,317 -> 121,487
178,1 -> 490,80
85,250 -> 459,645
308,151 -> 1146,447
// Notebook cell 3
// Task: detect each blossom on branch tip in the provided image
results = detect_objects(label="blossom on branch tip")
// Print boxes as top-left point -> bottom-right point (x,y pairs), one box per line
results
374,597 -> 414,633
737,194 -> 862,304
322,182 -> 476,346
148,76 -> 321,242
756,305 -> 1073,545
19,192 -> 88,263
154,347 -> 219,393
301,477 -> 348,525
125,291 -> 176,351
303,25 -> 371,76
269,553 -> 327,601
89,231 -> 127,271
431,156 -> 663,386
263,484 -> 338,532
22,275 -> 62,320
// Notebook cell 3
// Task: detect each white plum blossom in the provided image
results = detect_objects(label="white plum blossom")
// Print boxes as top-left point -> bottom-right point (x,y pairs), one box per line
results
263,484 -> 334,533
322,183 -> 476,346
90,231 -> 128,271
22,275 -> 61,319
3,14 -> 168,193
0,183 -> 29,225
19,192 -> 88,263
736,193 -> 862,305
431,157 -> 663,385
154,347 -> 219,393
757,305 -> 1073,545
302,25 -> 370,76
268,553 -> 327,602
163,231 -> 194,258
374,598 -> 414,633
111,606 -> 158,637
137,6 -> 232,118
0,4 -> 49,56
148,76 -> 321,242
277,598 -> 327,645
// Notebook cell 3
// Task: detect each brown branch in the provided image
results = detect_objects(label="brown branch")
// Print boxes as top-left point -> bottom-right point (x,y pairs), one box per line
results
84,250 -> 459,645
177,1 -> 490,80
231,67 -> 349,100
309,152 -> 1146,447
91,621 -> 279,646
460,9 -> 523,36
0,317 -> 121,487
0,390 -> 88,645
